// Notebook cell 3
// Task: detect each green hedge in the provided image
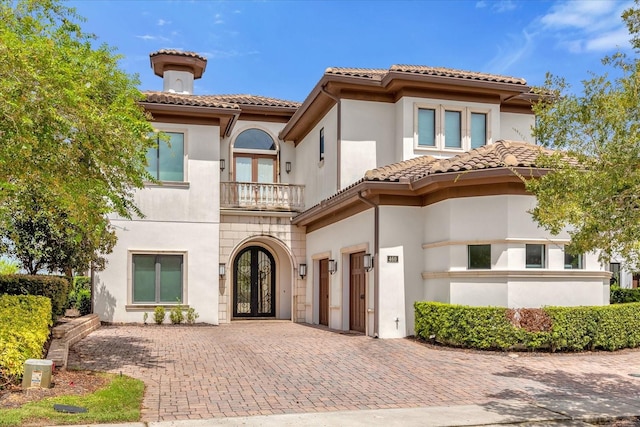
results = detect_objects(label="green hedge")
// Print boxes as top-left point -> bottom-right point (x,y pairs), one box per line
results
610,286 -> 640,303
67,276 -> 91,316
415,301 -> 640,352
0,274 -> 70,317
0,295 -> 52,386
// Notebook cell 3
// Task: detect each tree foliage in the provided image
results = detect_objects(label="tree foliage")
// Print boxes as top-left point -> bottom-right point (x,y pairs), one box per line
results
0,0 -> 155,274
528,2 -> 640,267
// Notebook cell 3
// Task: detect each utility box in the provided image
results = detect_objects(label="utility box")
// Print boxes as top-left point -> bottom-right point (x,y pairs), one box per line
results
22,359 -> 53,389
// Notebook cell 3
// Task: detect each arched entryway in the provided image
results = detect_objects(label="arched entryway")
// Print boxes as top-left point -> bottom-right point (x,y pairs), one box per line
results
233,246 -> 276,317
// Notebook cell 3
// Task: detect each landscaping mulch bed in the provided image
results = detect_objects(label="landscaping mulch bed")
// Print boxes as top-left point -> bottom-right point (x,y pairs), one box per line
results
0,369 -> 108,409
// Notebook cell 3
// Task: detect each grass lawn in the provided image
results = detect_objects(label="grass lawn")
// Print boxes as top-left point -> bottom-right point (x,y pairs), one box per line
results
0,373 -> 144,426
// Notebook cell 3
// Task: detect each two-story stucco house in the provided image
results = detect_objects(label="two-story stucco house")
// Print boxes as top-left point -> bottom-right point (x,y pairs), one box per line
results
93,50 -> 610,338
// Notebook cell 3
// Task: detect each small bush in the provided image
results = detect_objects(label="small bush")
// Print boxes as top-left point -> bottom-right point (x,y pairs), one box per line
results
610,285 -> 640,304
67,276 -> 91,316
153,306 -> 165,325
415,301 -> 640,352
143,312 -> 148,324
0,259 -> 19,275
186,307 -> 199,324
0,295 -> 52,387
0,274 -> 70,318
169,305 -> 184,324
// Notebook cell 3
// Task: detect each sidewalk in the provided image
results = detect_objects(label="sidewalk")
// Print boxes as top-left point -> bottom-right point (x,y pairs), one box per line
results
51,398 -> 640,426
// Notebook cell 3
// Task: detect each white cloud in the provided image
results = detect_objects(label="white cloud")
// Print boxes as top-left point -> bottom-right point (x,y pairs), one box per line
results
585,27 -> 632,51
475,1 -> 487,8
214,13 -> 224,24
539,0 -> 633,53
157,19 -> 171,26
493,0 -> 516,13
485,30 -> 534,74
136,34 -> 170,42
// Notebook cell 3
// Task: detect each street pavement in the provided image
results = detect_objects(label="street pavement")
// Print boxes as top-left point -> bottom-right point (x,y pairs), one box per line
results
66,321 -> 640,426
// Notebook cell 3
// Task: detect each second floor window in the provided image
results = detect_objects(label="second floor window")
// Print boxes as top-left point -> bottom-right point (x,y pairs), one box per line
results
526,244 -> 545,268
416,105 -> 490,151
233,129 -> 277,183
146,132 -> 184,182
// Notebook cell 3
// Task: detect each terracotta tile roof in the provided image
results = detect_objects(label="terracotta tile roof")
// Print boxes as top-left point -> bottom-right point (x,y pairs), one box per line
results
364,140 -> 552,182
142,91 -> 240,110
149,49 -> 207,62
208,94 -> 301,108
390,65 -> 527,85
324,67 -> 388,80
325,65 -> 527,85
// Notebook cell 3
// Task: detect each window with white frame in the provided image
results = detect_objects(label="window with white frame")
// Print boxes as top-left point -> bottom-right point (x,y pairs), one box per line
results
146,132 -> 185,181
132,254 -> 184,304
416,105 -> 490,151
564,250 -> 584,269
525,244 -> 545,268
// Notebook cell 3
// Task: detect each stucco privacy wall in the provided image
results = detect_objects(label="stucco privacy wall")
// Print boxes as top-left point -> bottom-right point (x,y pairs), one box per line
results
219,213 -> 306,323
294,105 -> 338,207
421,194 -> 609,308
305,210 -> 373,333
95,122 -> 222,324
94,221 -> 219,324
340,99 -> 395,189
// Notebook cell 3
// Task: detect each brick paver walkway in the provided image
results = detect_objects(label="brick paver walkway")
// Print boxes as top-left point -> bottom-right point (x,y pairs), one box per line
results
68,321 -> 640,422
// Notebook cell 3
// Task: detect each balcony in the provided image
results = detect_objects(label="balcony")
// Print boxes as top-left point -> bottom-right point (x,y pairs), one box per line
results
221,182 -> 305,212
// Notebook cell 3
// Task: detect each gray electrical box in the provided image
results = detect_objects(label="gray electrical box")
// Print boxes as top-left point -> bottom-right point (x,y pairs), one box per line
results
22,359 -> 53,389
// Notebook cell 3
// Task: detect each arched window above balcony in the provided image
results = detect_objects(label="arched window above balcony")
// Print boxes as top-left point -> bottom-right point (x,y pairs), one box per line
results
233,128 -> 278,183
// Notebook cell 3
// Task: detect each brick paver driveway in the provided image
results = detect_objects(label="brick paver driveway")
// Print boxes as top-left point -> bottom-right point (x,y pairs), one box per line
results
69,321 -> 640,422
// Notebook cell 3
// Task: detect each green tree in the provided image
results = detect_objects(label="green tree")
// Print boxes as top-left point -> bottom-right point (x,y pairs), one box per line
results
529,2 -> 640,267
0,0 -> 156,274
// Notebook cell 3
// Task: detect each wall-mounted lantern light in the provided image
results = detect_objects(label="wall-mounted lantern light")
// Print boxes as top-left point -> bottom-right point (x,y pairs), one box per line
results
285,161 -> 292,174
220,159 -> 226,172
364,253 -> 374,272
219,263 -> 226,278
299,263 -> 307,278
328,259 -> 337,275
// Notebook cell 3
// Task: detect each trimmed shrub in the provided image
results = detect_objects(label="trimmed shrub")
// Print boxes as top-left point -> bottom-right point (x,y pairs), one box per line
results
0,274 -> 70,317
0,294 -> 52,387
186,307 -> 199,324
67,276 -> 91,315
610,286 -> 640,304
415,301 -> 640,352
169,304 -> 184,324
153,306 -> 165,324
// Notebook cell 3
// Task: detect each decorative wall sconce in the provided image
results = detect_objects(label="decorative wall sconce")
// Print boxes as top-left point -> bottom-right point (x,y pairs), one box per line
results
285,161 -> 292,174
364,253 -> 374,272
299,263 -> 307,278
219,263 -> 226,278
220,159 -> 226,172
328,259 -> 337,274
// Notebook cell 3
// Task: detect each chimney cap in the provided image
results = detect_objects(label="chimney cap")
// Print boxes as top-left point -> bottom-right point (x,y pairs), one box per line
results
149,49 -> 207,79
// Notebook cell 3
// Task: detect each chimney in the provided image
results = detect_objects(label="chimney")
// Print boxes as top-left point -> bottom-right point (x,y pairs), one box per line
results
149,49 -> 207,94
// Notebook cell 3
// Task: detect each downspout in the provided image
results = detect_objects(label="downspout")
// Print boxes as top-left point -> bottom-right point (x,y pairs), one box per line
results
358,191 -> 379,338
320,85 -> 341,192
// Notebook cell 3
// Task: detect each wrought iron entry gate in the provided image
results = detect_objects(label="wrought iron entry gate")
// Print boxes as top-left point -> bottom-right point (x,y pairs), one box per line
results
233,246 -> 276,317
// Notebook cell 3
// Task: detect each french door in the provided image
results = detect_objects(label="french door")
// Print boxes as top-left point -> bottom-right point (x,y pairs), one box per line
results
234,246 -> 276,317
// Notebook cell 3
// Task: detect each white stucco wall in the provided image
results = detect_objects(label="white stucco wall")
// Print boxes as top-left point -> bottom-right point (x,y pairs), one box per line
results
341,99 -> 395,189
294,105 -> 338,208
97,121 -> 222,324
421,194 -> 609,309
500,112 -> 535,143
95,221 -> 219,324
305,210 -> 373,334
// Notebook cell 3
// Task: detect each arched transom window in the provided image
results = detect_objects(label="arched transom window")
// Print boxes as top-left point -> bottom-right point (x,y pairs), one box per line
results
233,129 -> 277,183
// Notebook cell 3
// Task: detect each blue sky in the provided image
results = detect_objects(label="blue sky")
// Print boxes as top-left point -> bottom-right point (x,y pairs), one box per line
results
68,0 -> 634,102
